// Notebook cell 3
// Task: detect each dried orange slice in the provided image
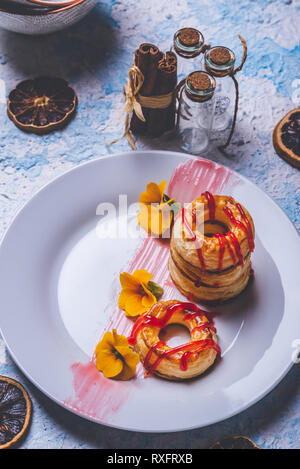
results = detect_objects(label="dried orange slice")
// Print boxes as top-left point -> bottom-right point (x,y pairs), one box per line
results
0,375 -> 32,449
7,77 -> 77,135
273,108 -> 300,169
211,435 -> 261,449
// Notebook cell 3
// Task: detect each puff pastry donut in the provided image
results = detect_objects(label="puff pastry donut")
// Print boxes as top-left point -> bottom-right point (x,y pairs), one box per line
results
128,300 -> 220,381
169,192 -> 255,303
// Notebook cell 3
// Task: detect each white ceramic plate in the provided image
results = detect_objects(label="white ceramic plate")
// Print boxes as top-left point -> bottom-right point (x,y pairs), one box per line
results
0,151 -> 299,432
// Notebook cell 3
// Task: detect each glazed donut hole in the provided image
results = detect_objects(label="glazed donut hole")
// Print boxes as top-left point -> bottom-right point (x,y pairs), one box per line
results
190,196 -> 232,238
159,323 -> 191,347
202,220 -> 229,238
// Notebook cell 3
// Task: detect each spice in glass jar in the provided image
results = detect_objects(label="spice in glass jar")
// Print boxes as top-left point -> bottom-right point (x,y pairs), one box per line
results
172,28 -> 205,80
177,71 -> 216,154
204,46 -> 236,131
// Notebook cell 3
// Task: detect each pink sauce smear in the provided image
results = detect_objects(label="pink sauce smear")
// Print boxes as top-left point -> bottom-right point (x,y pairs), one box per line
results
64,361 -> 131,423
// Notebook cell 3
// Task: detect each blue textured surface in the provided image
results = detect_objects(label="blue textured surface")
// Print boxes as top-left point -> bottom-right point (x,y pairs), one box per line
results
0,0 -> 299,449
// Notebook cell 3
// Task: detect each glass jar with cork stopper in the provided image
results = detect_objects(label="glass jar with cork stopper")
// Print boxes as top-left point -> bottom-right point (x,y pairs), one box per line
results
177,71 -> 216,154
172,28 -> 205,80
204,46 -> 236,131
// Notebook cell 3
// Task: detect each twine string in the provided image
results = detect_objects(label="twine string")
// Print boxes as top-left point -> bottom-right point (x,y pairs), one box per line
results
109,64 -> 144,150
201,43 -> 211,54
121,64 -> 146,122
232,35 -> 247,75
219,74 -> 239,151
218,35 -> 247,150
138,92 -> 173,109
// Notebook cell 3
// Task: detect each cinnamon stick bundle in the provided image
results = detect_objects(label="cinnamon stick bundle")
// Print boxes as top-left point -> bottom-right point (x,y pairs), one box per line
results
130,43 -> 177,137
158,51 -> 177,133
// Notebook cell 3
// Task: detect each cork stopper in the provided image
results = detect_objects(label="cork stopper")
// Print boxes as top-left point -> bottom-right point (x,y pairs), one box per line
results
188,72 -> 211,91
210,47 -> 231,65
178,28 -> 200,46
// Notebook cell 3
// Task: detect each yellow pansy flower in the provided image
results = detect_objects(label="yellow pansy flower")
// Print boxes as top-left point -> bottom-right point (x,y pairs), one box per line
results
139,180 -> 167,206
137,181 -> 177,237
95,329 -> 139,380
118,269 -> 163,317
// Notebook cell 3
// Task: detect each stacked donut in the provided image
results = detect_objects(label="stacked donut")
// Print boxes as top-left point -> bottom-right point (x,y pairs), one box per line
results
169,192 -> 255,303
